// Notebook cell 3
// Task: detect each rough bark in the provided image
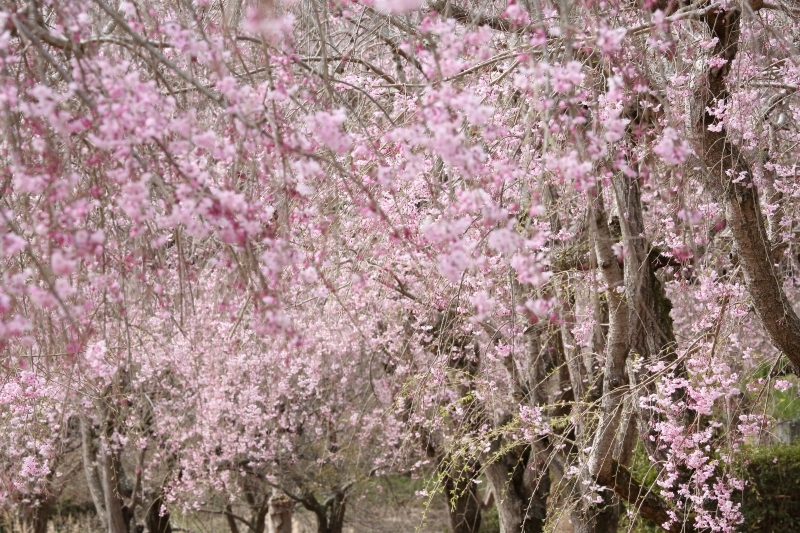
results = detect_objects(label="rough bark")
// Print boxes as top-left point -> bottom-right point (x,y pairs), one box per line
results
587,191 -> 630,484
81,416 -> 109,533
81,410 -> 134,533
268,493 -> 293,533
718,141 -> 800,373
561,193 -> 631,533
612,172 -> 674,363
570,488 -> 619,533
699,8 -> 800,372
484,444 -> 548,533
303,491 -> 346,533
612,159 -> 683,468
98,446 -> 129,533
614,408 -> 638,469
762,126 -> 784,244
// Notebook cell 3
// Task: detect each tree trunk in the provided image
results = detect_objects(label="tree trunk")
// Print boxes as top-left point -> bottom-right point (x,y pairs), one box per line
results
570,489 -> 618,533
224,504 -> 239,533
268,493 -> 292,533
81,416 -> 109,533
19,500 -> 51,533
310,492 -> 346,533
484,444 -> 548,533
80,415 -> 130,533
443,458 -> 482,533
145,496 -> 172,533
250,503 -> 268,533
587,189 -> 630,486
698,8 -> 800,372
568,187 -> 637,533
99,448 -> 130,533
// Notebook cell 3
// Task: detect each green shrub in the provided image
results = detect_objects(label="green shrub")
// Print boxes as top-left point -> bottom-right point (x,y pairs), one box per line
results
479,503 -> 500,533
738,444 -> 800,532
619,443 -> 800,532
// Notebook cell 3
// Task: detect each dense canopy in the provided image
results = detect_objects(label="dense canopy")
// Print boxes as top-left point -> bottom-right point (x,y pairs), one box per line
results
1,1 -> 800,532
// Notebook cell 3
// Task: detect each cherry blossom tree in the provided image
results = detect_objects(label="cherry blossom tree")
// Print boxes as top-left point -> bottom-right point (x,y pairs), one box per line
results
2,1 -> 800,533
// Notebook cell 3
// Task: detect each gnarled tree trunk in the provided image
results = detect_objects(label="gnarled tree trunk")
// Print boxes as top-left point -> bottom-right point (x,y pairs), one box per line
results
302,490 -> 346,533
268,493 -> 293,533
700,7 -> 800,375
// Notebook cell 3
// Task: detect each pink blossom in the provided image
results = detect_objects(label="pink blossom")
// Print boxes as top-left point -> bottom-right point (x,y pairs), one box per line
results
653,127 -> 692,165
775,379 -> 792,392
308,109 -> 351,154
85,341 -> 117,382
597,27 -> 627,55
438,247 -> 471,282
488,227 -> 522,254
375,0 -> 423,14
51,251 -> 76,276
519,405 -> 549,439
